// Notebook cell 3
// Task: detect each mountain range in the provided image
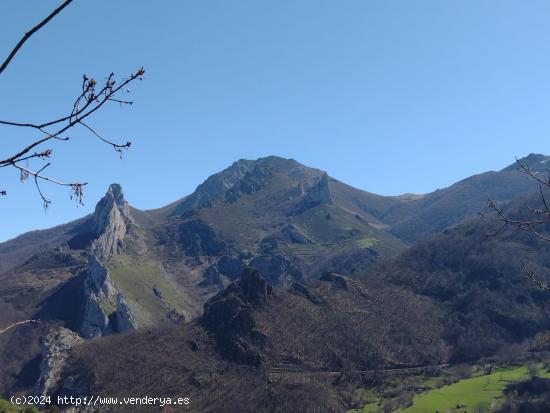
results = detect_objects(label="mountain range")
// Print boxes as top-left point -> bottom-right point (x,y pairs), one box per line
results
1,153 -> 549,411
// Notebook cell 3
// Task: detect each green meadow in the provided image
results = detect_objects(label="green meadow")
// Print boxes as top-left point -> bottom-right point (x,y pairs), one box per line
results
0,399 -> 38,413
351,364 -> 550,413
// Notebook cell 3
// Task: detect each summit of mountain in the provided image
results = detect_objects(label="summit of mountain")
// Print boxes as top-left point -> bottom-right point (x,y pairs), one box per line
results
1,154 -> 549,398
4,154 -> 546,271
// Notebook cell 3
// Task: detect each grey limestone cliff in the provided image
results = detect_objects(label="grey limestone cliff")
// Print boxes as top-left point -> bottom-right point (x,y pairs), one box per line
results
294,172 -> 333,213
80,184 -> 137,338
90,183 -> 132,259
34,327 -> 82,397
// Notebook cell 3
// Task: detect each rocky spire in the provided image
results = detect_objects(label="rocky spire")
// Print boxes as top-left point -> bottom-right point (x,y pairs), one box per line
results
80,254 -> 138,338
201,268 -> 272,366
240,267 -> 273,305
294,172 -> 333,213
80,184 -> 137,338
80,254 -> 117,338
309,173 -> 333,205
90,183 -> 132,259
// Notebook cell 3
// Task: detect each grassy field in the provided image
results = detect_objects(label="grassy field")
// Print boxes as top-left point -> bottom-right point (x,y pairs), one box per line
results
351,365 -> 550,413
356,403 -> 381,413
0,399 -> 38,413
107,256 -> 188,325
400,365 -> 549,412
355,237 -> 378,249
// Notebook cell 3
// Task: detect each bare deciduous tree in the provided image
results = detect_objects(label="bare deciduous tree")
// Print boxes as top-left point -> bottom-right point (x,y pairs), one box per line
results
1,0 -> 144,207
486,157 -> 550,292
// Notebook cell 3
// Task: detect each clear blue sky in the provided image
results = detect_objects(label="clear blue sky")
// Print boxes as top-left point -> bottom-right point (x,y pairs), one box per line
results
1,0 -> 549,242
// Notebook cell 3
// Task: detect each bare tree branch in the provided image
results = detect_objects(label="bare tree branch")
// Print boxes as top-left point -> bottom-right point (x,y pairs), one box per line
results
523,262 -> 550,293
487,157 -> 550,295
0,68 -> 144,167
516,157 -> 550,189
0,1 -> 144,205
0,0 -> 74,75
78,121 -> 132,154
13,162 -> 86,198
0,69 -> 143,204
485,158 -> 550,241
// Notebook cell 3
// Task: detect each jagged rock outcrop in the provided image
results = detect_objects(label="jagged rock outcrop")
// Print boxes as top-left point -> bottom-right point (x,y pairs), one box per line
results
80,184 -> 136,338
35,327 -> 82,397
294,172 -> 333,213
249,254 -> 302,285
288,181 -> 307,198
80,258 -> 137,338
501,153 -> 550,173
305,173 -> 332,205
201,268 -> 272,366
177,220 -> 226,256
173,159 -> 256,214
90,183 -> 133,259
259,225 -> 311,253
240,267 -> 272,304
115,294 -> 137,332
224,164 -> 272,202
80,254 -> 117,338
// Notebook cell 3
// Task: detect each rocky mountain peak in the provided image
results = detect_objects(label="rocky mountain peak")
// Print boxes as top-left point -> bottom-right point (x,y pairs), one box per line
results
172,160 -> 256,214
80,184 -> 136,338
107,183 -> 125,204
502,153 -> 550,173
240,267 -> 273,305
200,268 -> 272,366
90,183 -> 133,258
170,156 -> 324,216
92,184 -> 130,233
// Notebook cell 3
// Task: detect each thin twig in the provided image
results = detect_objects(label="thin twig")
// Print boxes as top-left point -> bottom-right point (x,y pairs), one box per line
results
523,262 -> 550,293
79,121 -> 131,152
34,163 -> 52,208
516,157 -> 550,189
0,1 -> 144,206
0,68 -> 144,167
0,0 -> 73,75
